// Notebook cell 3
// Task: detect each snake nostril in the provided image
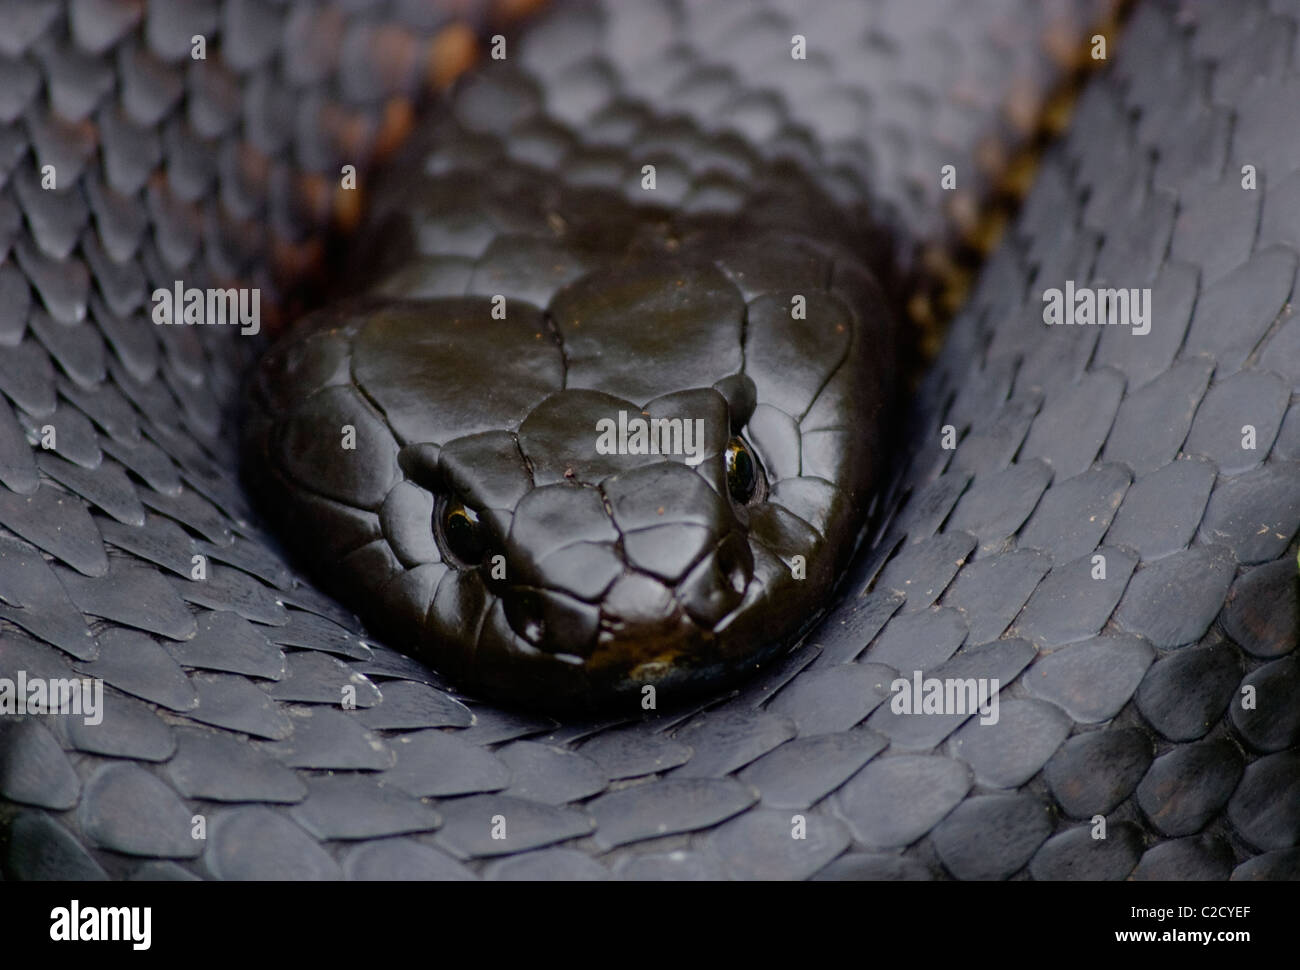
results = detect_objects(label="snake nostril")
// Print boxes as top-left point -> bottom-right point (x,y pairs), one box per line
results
505,590 -> 547,645
678,531 -> 753,628
716,536 -> 749,596
502,587 -> 602,657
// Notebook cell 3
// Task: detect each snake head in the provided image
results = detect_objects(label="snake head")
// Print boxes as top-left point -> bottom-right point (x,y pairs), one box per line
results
243,243 -> 895,713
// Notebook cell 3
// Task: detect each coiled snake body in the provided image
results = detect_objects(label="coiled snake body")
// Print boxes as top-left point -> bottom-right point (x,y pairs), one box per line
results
0,0 -> 1297,880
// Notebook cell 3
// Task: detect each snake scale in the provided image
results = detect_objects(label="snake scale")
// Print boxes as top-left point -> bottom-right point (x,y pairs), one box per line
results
0,0 -> 1297,881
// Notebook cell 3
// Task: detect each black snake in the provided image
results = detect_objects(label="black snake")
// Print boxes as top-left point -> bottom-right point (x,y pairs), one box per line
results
0,0 -> 1297,881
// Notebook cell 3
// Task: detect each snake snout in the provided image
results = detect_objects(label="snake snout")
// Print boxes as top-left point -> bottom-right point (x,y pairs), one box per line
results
497,461 -> 755,670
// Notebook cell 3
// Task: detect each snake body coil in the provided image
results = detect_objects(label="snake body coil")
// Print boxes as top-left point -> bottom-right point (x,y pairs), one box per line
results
1,0 -> 1297,881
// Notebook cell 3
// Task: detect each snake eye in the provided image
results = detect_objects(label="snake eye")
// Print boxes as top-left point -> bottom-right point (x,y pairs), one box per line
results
724,437 -> 760,505
438,498 -> 487,567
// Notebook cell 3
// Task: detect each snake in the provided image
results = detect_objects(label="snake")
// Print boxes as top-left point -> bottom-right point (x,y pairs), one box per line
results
0,0 -> 1297,881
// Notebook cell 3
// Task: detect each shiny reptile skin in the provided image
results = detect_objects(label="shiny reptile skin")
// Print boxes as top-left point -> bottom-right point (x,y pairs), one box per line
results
243,26 -> 902,711
0,0 -> 1298,881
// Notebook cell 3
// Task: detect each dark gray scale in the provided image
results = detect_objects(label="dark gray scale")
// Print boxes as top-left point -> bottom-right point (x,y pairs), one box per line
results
669,709 -> 796,779
1232,850 -> 1300,881
863,606 -> 966,671
288,775 -> 442,841
1021,634 -> 1153,723
264,650 -> 381,706
39,453 -> 147,526
833,755 -> 971,849
1102,457 -> 1216,560
1009,549 -> 1137,649
0,484 -> 109,576
29,314 -> 107,390
1230,658 -> 1300,753
947,395 -> 1043,479
256,707 -> 392,771
138,485 -> 232,545
1130,835 -> 1236,881
434,794 -> 594,858
1091,261 -> 1195,388
1198,462 -> 1300,564
1170,180 -> 1260,287
573,726 -> 693,780
0,535 -> 98,659
1134,640 -> 1243,742
1182,248 -> 1297,374
164,610 -> 286,680
18,400 -> 103,468
1227,752 -> 1300,851
1,811 -> 108,881
738,728 -> 887,810
204,806 -> 342,881
100,436 -> 181,495
165,726 -> 307,804
382,729 -> 511,798
874,532 -> 974,612
127,861 -> 198,881
0,398 -> 38,494
495,740 -> 608,805
61,687 -> 176,763
353,680 -> 473,730
0,339 -> 58,415
813,852 -> 935,881
615,847 -> 732,881
170,563 -> 289,626
77,762 -> 200,858
945,461 -> 1053,551
265,609 -> 371,661
72,627 -> 198,712
939,549 -> 1050,645
1015,464 -> 1131,565
14,236 -> 89,325
585,777 -> 755,850
483,848 -> 612,881
194,534 -> 292,590
1028,824 -> 1144,881
1221,558 -> 1298,660
931,794 -> 1053,881
1018,370 -> 1126,479
0,719 -> 81,810
705,808 -> 851,881
55,560 -> 198,640
1113,545 -> 1236,648
868,639 -> 1035,751
1183,371 -> 1289,474
949,698 -> 1072,790
1043,728 -> 1154,819
764,663 -> 895,736
453,704 -> 557,746
812,589 -> 903,666
1135,739 -> 1245,837
184,672 -> 292,740
342,839 -> 478,881
97,513 -> 197,577
1100,358 -> 1213,476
